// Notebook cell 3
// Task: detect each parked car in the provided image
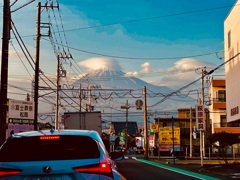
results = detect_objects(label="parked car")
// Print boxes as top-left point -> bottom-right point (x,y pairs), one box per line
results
114,146 -> 126,154
0,129 -> 124,180
136,146 -> 144,154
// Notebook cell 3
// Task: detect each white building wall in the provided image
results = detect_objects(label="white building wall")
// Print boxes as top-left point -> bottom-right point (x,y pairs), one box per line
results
224,0 -> 240,123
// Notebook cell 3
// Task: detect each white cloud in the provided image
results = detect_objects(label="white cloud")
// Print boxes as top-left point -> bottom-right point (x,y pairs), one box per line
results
150,58 -> 216,89
78,57 -> 122,71
125,71 -> 139,77
140,62 -> 152,74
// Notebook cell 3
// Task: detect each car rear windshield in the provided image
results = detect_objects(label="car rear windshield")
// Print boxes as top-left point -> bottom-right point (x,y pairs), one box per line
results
0,135 -> 100,162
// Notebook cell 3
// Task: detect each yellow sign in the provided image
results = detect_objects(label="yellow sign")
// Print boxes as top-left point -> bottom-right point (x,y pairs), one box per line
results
150,124 -> 159,132
159,127 -> 180,145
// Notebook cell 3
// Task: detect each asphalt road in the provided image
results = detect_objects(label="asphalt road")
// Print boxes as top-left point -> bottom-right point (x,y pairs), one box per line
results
116,157 -> 217,180
116,155 -> 240,179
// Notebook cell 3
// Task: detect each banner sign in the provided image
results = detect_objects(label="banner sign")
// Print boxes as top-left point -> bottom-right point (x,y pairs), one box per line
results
8,123 -> 34,137
159,127 -> 180,145
195,104 -> 205,131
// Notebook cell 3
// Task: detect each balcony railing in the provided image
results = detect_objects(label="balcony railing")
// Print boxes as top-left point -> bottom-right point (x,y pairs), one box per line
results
213,122 -> 240,128
212,98 -> 226,102
213,122 -> 228,128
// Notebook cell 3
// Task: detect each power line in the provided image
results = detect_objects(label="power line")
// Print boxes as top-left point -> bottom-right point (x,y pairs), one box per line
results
44,38 -> 219,60
149,52 -> 240,108
63,4 -> 237,32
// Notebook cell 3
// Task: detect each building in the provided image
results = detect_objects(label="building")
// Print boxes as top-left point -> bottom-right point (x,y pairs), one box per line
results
110,121 -> 139,136
154,108 -> 210,156
110,121 -> 139,148
224,0 -> 240,124
208,76 -> 227,133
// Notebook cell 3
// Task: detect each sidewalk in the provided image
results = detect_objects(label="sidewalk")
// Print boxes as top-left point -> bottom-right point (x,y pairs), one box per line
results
149,155 -> 240,164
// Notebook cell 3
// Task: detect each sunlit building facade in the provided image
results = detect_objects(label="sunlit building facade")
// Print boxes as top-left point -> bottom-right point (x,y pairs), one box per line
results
224,0 -> 240,124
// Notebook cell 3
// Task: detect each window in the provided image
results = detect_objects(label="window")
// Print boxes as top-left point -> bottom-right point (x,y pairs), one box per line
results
217,90 -> 226,102
228,30 -> 231,49
186,111 -> 195,118
0,135 -> 100,162
220,115 -> 227,127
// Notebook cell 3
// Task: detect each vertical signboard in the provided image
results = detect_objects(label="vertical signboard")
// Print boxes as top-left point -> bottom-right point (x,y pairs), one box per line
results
196,104 -> 205,131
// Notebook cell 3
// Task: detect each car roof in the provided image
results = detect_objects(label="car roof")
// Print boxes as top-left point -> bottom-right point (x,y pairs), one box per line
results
9,129 -> 101,141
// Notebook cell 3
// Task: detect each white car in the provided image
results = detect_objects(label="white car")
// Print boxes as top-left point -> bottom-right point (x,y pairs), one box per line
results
0,129 -> 124,180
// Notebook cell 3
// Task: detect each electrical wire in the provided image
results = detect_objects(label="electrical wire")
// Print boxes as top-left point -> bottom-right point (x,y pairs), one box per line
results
64,4 -> 238,32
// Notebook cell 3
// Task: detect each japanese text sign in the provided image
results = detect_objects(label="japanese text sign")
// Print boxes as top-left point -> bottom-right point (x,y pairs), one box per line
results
195,104 -> 205,131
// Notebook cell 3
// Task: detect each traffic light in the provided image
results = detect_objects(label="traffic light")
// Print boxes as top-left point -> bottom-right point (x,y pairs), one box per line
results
193,132 -> 196,139
193,126 -> 196,139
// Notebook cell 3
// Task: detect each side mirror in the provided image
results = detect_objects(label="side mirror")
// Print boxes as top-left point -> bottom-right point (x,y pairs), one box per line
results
109,151 -> 124,161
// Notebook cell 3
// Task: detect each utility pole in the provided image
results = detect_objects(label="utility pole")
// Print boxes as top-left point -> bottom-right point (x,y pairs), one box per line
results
34,2 -> 41,131
34,2 -> 62,130
172,116 -> 175,165
0,0 -> 10,144
121,100 -> 129,149
143,86 -> 149,160
54,54 -> 69,130
88,85 -> 92,112
202,67 -> 206,157
79,84 -> 82,112
190,107 -> 192,158
54,55 -> 60,130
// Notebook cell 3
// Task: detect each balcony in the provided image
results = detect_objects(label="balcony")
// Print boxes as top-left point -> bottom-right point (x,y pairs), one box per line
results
212,79 -> 225,87
212,98 -> 226,109
213,123 -> 240,134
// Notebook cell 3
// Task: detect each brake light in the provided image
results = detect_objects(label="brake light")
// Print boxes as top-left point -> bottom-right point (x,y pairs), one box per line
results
73,162 -> 113,178
40,136 -> 60,140
0,168 -> 21,178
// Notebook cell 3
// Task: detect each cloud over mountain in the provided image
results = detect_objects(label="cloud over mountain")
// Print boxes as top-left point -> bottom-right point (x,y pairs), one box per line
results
72,57 -> 196,125
78,57 -> 122,72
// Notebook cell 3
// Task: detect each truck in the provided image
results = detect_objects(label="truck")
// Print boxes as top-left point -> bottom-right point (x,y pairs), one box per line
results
63,111 -> 102,136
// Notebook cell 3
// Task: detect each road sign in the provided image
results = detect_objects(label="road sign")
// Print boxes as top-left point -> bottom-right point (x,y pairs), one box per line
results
150,124 -> 158,132
135,99 -> 143,110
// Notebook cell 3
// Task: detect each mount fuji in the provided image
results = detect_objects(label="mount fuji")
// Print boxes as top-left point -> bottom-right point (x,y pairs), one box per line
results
71,67 -> 196,125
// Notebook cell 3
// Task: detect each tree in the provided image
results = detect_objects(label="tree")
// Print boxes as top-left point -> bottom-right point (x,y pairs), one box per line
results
208,131 -> 240,164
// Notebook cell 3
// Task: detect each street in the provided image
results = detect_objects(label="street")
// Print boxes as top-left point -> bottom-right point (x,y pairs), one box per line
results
116,156 -> 219,180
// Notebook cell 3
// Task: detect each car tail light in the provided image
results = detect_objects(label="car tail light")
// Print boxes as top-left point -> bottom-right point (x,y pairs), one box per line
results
73,162 -> 113,178
0,168 -> 22,178
40,136 -> 60,140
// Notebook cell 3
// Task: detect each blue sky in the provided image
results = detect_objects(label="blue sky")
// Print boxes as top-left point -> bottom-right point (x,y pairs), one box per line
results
0,0 -> 237,111
69,0 -> 231,41
57,0 -> 235,79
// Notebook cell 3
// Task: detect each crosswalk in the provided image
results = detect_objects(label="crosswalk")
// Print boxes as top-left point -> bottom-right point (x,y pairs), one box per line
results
124,156 -> 137,160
